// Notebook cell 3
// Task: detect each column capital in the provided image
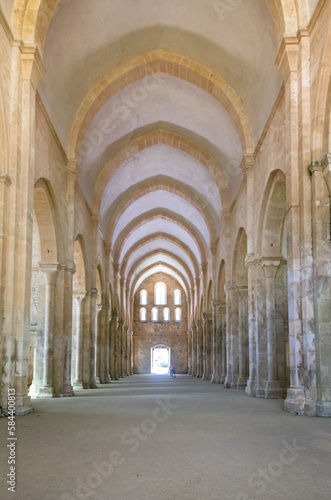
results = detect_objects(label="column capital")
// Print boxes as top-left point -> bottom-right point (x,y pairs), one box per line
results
0,174 -> 12,186
211,300 -> 222,310
261,258 -> 282,278
39,262 -> 60,285
234,285 -> 248,295
308,161 -> 323,174
275,36 -> 299,81
245,253 -> 256,268
20,44 -> 45,89
242,153 -> 255,176
224,282 -> 233,293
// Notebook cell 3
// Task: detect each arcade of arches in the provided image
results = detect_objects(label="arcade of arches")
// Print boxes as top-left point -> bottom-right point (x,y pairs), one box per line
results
0,0 -> 331,420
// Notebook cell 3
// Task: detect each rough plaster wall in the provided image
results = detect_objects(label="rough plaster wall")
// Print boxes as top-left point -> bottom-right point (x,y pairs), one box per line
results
133,272 -> 188,374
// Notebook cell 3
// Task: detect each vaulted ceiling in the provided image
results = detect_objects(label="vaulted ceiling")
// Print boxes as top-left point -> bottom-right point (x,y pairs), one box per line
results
3,0 -> 319,305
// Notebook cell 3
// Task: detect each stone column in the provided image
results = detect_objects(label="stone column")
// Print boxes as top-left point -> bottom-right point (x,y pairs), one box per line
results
310,159 -> 331,416
98,305 -> 109,383
277,38 -> 306,414
89,289 -> 98,389
73,292 -> 86,388
117,319 -> 124,378
220,303 -> 227,384
1,47 -> 44,414
197,320 -> 203,378
191,324 -> 197,377
230,287 -> 239,389
237,286 -> 248,389
109,311 -> 118,380
82,291 -> 92,388
262,259 -> 284,398
130,331 -> 134,375
62,262 -> 75,397
38,264 -> 59,397
202,313 -> 211,380
104,307 -> 111,383
224,283 -> 233,388
94,305 -> 102,384
211,301 -> 222,383
124,326 -> 130,376
245,256 -> 257,396
187,329 -> 192,375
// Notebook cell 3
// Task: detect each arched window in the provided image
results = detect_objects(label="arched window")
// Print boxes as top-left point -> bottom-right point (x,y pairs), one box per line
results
140,307 -> 147,322
154,282 -> 167,305
151,307 -> 159,322
163,308 -> 170,322
175,308 -> 182,322
174,289 -> 181,305
140,289 -> 148,305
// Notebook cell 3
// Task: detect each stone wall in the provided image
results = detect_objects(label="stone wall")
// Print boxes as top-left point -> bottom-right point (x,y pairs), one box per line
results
133,272 -> 188,374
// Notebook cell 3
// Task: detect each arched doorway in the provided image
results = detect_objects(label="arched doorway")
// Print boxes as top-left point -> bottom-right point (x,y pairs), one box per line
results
151,345 -> 170,374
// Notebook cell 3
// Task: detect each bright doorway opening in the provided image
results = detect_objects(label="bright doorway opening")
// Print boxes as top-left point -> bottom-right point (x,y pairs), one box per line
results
151,345 -> 170,374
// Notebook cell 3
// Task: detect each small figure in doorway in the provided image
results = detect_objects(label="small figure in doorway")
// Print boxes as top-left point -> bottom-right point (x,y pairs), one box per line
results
169,363 -> 176,378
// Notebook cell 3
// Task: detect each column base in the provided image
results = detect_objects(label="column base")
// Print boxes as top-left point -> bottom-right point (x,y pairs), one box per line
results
202,374 -> 210,381
73,381 -> 84,389
211,375 -> 218,384
37,387 -> 55,398
63,385 -> 74,397
316,401 -> 331,417
89,380 -> 98,389
95,377 -> 101,384
224,377 -> 232,388
15,405 -> 34,416
284,387 -> 305,415
245,379 -> 257,397
237,377 -> 248,389
265,380 -> 284,399
105,375 -> 111,383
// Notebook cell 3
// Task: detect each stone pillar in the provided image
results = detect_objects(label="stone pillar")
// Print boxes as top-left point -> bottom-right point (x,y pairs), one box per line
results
211,301 -> 222,383
310,159 -> 331,416
237,286 -> 248,389
188,329 -> 192,375
191,323 -> 197,377
261,259 -> 284,398
104,307 -> 111,383
94,305 -> 102,384
73,292 -> 86,388
124,326 -> 129,376
130,331 -> 134,375
38,264 -> 59,397
202,313 -> 211,380
98,305 -> 109,383
230,287 -> 239,389
196,320 -> 203,378
82,291 -> 91,388
89,289 -> 98,389
245,256 -> 257,396
1,47 -> 44,414
109,311 -> 118,380
220,303 -> 227,384
62,262 -> 75,397
277,38 -> 306,414
117,320 -> 124,378
224,283 -> 233,388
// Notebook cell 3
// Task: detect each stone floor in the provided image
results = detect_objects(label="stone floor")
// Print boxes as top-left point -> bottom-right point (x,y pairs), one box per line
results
1,375 -> 331,500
